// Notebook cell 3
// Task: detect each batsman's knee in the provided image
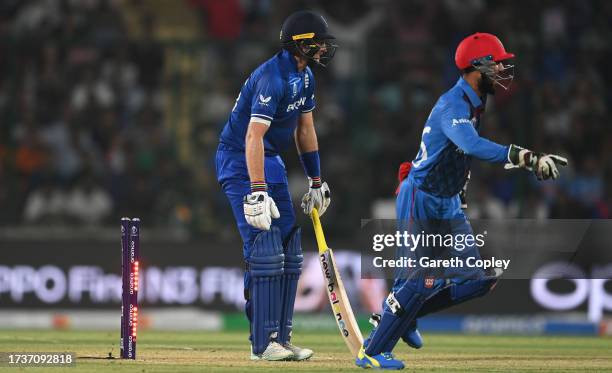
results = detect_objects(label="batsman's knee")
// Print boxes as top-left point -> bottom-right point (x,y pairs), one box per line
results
283,226 -> 303,275
248,226 -> 285,277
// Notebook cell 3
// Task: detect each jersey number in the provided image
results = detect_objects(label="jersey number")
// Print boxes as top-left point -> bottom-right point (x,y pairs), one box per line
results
412,126 -> 431,168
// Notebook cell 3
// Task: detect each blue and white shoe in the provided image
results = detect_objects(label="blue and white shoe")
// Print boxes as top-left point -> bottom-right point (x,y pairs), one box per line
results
355,346 -> 405,370
401,320 -> 423,349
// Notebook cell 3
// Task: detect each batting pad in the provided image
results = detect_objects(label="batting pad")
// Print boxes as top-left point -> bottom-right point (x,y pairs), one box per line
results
249,227 -> 285,354
280,227 -> 303,344
366,277 -> 444,356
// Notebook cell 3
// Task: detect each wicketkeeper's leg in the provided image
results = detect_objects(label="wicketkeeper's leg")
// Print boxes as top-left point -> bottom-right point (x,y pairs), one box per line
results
417,272 -> 500,317
364,269 -> 446,356
417,212 -> 501,317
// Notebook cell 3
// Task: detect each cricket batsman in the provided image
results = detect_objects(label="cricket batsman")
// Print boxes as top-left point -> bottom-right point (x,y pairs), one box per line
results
356,33 -> 568,369
215,11 -> 336,361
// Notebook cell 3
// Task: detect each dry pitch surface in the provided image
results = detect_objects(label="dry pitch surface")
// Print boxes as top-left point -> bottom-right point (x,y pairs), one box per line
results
1,330 -> 611,372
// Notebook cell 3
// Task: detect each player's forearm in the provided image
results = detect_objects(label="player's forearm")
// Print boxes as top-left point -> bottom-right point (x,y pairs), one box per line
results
245,124 -> 266,184
461,136 -> 509,163
295,115 -> 322,179
444,122 -> 509,163
295,118 -> 318,154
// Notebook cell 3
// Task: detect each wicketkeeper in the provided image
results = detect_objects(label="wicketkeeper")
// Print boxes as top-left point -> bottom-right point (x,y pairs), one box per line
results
356,33 -> 568,369
215,11 -> 336,361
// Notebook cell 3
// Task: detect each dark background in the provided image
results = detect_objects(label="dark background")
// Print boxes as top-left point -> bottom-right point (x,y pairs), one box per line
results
0,0 -> 610,239
0,0 -> 610,323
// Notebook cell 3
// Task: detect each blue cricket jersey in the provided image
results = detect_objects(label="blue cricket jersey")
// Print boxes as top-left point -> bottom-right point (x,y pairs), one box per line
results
216,49 -> 315,184
410,78 -> 510,197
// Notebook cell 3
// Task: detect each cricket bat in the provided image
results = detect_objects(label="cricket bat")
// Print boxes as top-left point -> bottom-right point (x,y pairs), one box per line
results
310,208 -> 364,357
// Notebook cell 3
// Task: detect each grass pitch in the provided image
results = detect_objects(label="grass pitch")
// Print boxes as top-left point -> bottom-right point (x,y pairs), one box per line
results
0,330 -> 611,372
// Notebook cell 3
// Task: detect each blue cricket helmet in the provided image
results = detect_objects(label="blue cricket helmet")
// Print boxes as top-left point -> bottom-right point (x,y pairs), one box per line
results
280,10 -> 337,67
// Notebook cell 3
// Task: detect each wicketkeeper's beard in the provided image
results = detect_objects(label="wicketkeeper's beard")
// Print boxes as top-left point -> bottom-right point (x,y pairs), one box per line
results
478,73 -> 496,95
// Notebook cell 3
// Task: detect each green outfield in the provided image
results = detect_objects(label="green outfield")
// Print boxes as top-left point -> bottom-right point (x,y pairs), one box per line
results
0,330 -> 611,372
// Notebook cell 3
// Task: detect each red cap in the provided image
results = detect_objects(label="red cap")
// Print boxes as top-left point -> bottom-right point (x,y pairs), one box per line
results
455,32 -> 515,70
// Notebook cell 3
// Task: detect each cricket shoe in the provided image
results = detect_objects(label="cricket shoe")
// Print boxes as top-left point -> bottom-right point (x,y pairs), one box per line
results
283,342 -> 314,361
250,341 -> 293,361
355,346 -> 404,370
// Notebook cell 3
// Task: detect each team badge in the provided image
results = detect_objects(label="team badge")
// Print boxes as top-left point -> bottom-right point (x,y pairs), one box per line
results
424,276 -> 435,289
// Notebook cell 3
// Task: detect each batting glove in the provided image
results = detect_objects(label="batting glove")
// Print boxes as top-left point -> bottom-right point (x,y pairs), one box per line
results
301,177 -> 331,217
506,144 -> 568,180
244,191 -> 280,230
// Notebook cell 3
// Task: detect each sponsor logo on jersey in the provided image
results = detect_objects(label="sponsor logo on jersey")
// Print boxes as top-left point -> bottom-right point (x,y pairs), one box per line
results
258,94 -> 271,106
286,96 -> 306,112
289,77 -> 301,98
452,118 -> 473,126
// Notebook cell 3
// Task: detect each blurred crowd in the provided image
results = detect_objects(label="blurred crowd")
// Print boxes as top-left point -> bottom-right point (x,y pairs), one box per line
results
0,0 -> 610,236
0,0 -> 192,228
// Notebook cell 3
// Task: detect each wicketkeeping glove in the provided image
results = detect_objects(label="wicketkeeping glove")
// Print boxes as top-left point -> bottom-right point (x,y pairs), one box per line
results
243,191 -> 280,230
301,177 -> 331,216
505,144 -> 568,180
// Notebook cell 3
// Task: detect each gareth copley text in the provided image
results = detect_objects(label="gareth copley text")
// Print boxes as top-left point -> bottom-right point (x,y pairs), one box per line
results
373,256 -> 511,271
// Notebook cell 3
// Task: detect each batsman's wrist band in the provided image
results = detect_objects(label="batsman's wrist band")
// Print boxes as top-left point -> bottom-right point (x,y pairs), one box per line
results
309,176 -> 322,188
250,181 -> 267,192
299,150 -> 321,178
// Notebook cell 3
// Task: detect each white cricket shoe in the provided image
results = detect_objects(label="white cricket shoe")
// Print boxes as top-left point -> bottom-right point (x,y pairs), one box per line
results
250,341 -> 293,361
283,342 -> 314,361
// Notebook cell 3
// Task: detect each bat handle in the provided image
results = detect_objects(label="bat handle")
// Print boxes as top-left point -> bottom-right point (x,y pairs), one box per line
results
310,208 -> 329,253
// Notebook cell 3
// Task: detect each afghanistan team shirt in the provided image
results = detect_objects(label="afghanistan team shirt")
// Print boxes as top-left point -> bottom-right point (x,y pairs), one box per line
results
409,78 -> 510,197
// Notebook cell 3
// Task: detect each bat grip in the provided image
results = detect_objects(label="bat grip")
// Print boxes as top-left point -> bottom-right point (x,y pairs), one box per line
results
310,208 -> 329,254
